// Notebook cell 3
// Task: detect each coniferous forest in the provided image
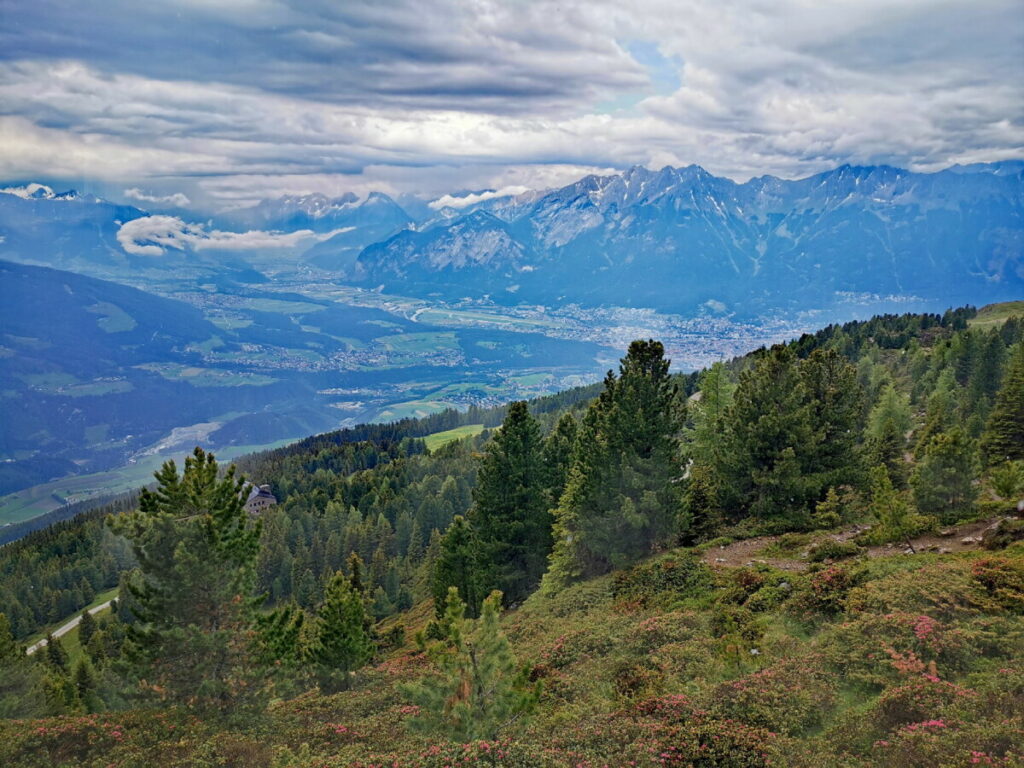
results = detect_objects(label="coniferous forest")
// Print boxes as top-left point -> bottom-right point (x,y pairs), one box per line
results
2,305 -> 1024,767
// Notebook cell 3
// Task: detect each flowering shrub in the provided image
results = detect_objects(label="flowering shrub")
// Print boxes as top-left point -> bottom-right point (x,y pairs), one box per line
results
870,717 -> 1024,768
971,557 -> 1024,613
872,679 -> 978,731
611,552 -> 714,607
710,658 -> 835,735
787,564 -> 860,619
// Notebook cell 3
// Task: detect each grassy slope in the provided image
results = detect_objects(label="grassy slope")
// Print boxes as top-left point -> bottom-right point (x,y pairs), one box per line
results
4,539 -> 1022,767
969,300 -> 1024,328
422,424 -> 485,451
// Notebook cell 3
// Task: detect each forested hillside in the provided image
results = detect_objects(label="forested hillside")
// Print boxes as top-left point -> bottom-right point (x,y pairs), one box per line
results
2,303 -> 1023,767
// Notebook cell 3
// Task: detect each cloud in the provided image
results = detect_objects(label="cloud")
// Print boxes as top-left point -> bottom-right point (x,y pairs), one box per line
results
0,0 -> 1019,206
123,188 -> 191,207
116,214 -> 351,255
428,186 -> 531,210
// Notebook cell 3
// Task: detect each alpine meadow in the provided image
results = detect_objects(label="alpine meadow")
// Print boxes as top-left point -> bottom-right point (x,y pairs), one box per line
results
1,1 -> 1023,767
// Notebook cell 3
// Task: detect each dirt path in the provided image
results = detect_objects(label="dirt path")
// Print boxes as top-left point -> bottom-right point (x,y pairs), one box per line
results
701,517 -> 1005,572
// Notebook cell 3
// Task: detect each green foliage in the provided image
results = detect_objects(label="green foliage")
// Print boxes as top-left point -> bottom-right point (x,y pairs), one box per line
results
472,401 -> 551,605
807,539 -> 864,562
864,465 -> 936,551
401,589 -> 538,742
432,515 -> 487,619
990,460 -> 1024,500
610,551 -> 713,608
911,428 -> 980,523
981,341 -> 1024,464
546,340 -> 684,589
864,383 -> 912,487
309,571 -> 375,692
108,447 -> 264,713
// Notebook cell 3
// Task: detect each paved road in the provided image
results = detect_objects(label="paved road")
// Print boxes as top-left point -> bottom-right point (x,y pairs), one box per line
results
25,599 -> 115,655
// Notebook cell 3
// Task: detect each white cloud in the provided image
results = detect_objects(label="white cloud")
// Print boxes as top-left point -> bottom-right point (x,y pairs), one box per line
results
428,186 -> 531,210
115,215 -> 352,256
123,188 -> 191,207
0,0 -> 1018,205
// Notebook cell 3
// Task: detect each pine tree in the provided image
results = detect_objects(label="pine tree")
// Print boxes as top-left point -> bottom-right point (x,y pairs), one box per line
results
432,516 -> 486,618
981,342 -> 1024,464
801,349 -> 863,496
108,446 -> 264,712
726,345 -> 814,525
0,612 -> 47,718
401,588 -> 538,742
472,401 -> 551,605
309,571 -> 375,693
912,429 -> 979,523
546,340 -> 683,590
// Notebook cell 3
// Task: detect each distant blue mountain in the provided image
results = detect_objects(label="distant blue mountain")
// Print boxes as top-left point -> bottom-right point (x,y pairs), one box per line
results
345,163 -> 1024,315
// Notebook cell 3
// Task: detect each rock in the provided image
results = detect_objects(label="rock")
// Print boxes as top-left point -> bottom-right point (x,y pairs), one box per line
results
938,547 -> 951,554
903,548 -> 915,555
715,558 -> 726,563
779,582 -> 791,591
960,536 -> 978,545
939,528 -> 956,537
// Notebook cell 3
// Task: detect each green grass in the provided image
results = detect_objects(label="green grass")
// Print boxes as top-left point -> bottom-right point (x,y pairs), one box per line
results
86,302 -> 137,333
240,298 -> 327,314
423,424 -> 485,451
25,587 -> 119,653
969,300 -> 1024,328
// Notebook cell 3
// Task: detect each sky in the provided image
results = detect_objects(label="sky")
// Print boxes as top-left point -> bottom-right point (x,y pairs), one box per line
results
0,0 -> 1021,210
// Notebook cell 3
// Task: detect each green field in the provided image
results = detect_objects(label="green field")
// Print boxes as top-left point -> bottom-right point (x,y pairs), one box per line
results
136,363 -> 277,387
423,424 -> 485,451
377,331 -> 460,355
970,300 -> 1024,328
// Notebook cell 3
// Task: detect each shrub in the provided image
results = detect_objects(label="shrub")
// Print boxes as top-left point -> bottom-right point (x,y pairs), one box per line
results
711,659 -> 835,735
971,557 -> 1024,613
807,539 -> 864,562
611,552 -> 714,607
787,564 -> 861,619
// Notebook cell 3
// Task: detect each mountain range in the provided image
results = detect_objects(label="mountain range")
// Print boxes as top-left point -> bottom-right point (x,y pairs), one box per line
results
347,163 -> 1024,315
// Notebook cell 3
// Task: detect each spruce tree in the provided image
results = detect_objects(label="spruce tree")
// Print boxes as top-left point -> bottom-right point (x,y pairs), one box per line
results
310,571 -> 375,692
682,361 -> 737,526
78,609 -> 97,650
911,429 -> 979,524
545,340 -> 683,590
401,588 -> 538,742
432,516 -> 486,618
108,446 -> 264,712
472,401 -> 551,606
542,411 -> 578,505
981,342 -> 1024,464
